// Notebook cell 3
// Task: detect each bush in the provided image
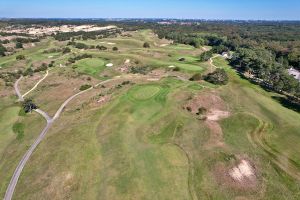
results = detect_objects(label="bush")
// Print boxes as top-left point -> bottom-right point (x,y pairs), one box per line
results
204,69 -> 229,85
62,47 -> 71,54
75,42 -> 88,49
143,42 -> 150,48
23,99 -> 38,113
130,66 -> 151,75
79,84 -> 92,91
112,47 -> 118,51
23,67 -> 34,76
189,73 -> 202,81
68,54 -> 92,63
173,66 -> 180,71
16,55 -> 26,60
178,58 -> 185,61
15,42 -> 23,49
34,63 -> 48,72
48,61 -> 55,67
199,50 -> 213,61
96,45 -> 107,50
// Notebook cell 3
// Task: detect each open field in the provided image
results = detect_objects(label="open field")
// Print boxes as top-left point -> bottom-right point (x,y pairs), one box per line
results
1,29 -> 300,200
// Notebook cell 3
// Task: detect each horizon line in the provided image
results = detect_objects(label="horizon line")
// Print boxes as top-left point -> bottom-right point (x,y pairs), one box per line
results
1,17 -> 300,22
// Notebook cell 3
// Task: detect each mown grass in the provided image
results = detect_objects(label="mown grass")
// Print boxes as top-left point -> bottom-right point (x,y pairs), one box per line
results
73,58 -> 106,78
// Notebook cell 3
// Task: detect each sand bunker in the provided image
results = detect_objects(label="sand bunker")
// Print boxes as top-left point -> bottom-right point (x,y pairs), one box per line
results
124,59 -> 130,64
99,42 -> 116,45
168,65 -> 175,68
229,160 -> 255,182
206,110 -> 230,121
160,44 -> 169,47
106,63 -> 113,67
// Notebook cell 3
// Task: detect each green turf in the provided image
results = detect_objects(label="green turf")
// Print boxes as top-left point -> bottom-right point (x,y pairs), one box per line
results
73,58 -> 106,77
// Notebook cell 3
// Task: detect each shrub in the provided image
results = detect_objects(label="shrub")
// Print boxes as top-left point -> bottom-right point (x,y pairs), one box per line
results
75,42 -> 88,49
62,47 -> 71,54
16,55 -> 26,60
130,66 -> 151,75
189,73 -> 202,81
173,67 -> 180,71
204,69 -> 229,85
79,84 -> 92,91
23,99 -> 38,113
15,42 -> 23,49
178,58 -> 185,62
23,67 -> 34,76
112,47 -> 118,51
48,61 -> 55,67
143,42 -> 150,48
96,45 -> 107,50
199,50 -> 213,61
34,63 -> 48,72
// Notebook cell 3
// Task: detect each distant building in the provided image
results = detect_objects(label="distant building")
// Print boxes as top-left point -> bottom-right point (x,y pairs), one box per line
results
222,52 -> 232,59
288,67 -> 300,82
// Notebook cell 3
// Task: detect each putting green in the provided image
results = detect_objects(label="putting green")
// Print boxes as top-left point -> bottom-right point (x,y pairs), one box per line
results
129,85 -> 162,101
73,58 -> 106,77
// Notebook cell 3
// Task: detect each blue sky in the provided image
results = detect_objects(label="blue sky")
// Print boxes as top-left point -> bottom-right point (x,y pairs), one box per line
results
0,0 -> 299,20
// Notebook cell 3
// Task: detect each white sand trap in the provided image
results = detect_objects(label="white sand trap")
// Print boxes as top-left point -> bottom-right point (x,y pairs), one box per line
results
147,78 -> 160,81
229,160 -> 255,182
99,42 -> 116,45
125,59 -> 130,64
160,44 -> 169,47
206,110 -> 230,121
168,65 -> 175,68
48,56 -> 53,58
106,63 -> 113,67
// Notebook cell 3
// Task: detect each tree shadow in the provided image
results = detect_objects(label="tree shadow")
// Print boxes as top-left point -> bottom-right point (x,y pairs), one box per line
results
272,96 -> 300,113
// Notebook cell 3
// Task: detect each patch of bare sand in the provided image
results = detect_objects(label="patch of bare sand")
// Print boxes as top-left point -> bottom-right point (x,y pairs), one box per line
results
206,109 -> 230,121
215,158 -> 259,191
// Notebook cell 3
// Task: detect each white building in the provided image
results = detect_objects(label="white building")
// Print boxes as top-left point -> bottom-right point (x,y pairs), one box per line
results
222,52 -> 232,59
288,67 -> 300,82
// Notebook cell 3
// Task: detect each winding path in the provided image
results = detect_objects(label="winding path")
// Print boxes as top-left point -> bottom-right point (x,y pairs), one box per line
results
22,70 -> 49,98
209,55 -> 220,73
14,76 -> 24,102
5,76 -> 116,200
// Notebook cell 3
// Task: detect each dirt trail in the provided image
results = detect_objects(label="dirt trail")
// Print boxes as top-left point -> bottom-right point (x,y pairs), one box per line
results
14,76 -> 24,101
22,70 -> 49,98
209,55 -> 220,73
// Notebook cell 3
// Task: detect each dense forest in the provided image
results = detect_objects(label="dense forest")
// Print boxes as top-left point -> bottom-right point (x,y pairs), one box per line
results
145,22 -> 300,99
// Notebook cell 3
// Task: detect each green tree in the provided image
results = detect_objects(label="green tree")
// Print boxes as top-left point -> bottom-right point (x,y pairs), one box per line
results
204,69 -> 229,85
